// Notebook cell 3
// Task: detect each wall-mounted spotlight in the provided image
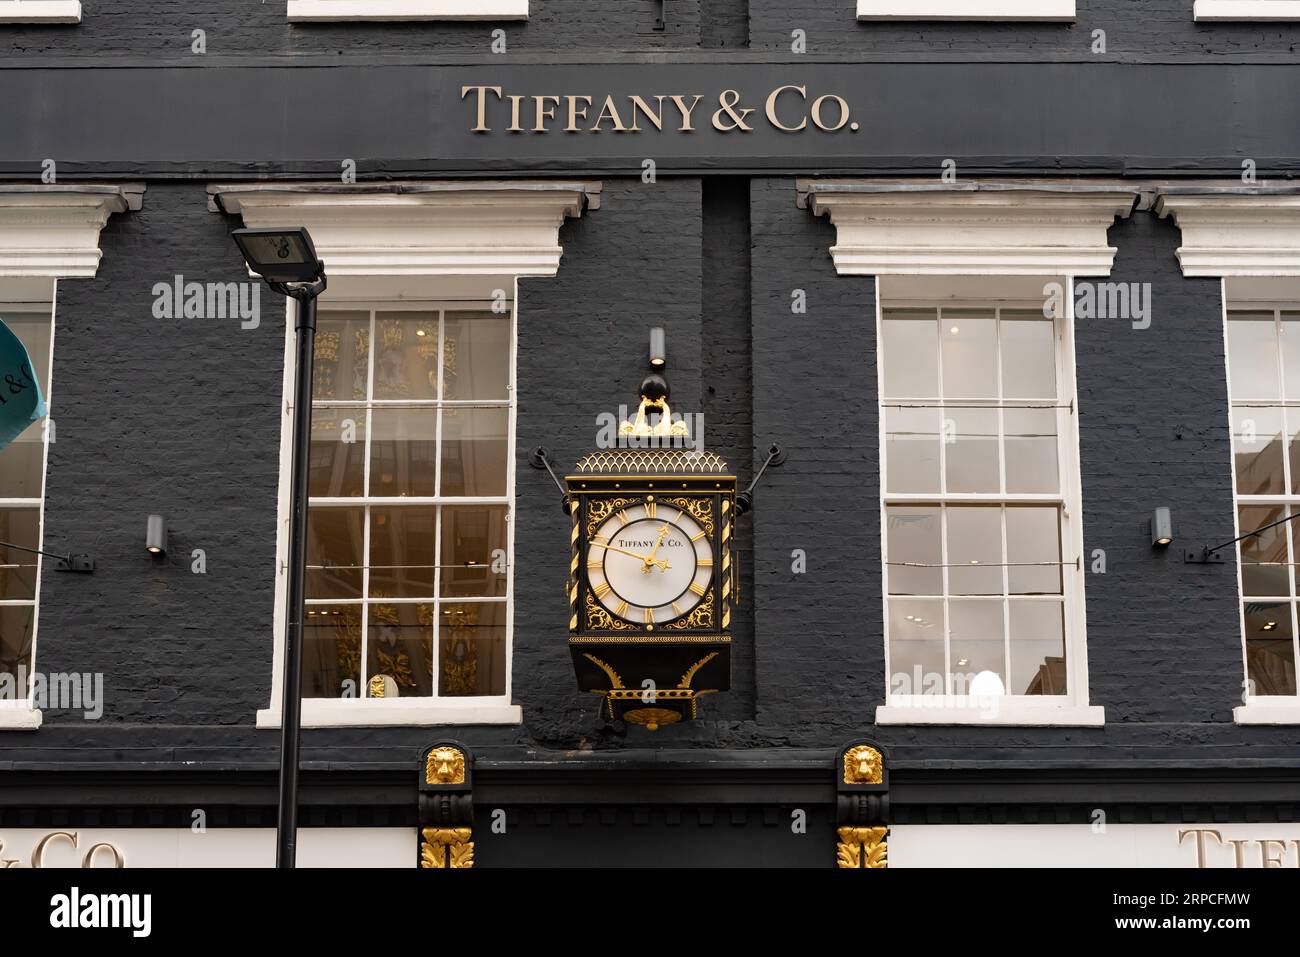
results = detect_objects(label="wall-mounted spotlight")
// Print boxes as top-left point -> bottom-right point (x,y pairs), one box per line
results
1152,507 -> 1173,548
146,514 -> 167,557
649,327 -> 666,369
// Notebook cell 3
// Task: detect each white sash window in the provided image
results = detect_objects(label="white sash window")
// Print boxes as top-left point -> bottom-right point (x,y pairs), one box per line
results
287,0 -> 528,21
857,1 -> 1074,20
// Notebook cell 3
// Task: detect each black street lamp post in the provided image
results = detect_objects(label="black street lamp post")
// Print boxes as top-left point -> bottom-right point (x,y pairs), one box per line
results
231,227 -> 327,869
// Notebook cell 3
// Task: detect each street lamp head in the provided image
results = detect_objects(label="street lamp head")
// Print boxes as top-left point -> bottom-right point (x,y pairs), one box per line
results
232,227 -> 324,285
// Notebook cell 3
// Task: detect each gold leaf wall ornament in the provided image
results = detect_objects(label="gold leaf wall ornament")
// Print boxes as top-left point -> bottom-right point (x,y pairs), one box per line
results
582,653 -> 625,690
585,496 -> 638,538
662,496 -> 714,537
420,826 -> 474,869
836,826 -> 888,869
425,747 -> 467,785
585,591 -> 636,631
662,589 -> 713,630
441,604 -> 480,696
843,745 -> 884,785
678,652 -> 717,690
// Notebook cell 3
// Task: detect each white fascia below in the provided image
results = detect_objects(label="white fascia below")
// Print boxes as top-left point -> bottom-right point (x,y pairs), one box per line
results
858,0 -> 1074,20
287,0 -> 527,21
0,1 -> 80,23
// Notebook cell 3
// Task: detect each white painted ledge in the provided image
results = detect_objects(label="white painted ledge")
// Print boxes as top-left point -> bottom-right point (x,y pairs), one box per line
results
1195,0 -> 1300,20
287,0 -> 527,21
257,699 -> 522,728
876,702 -> 1105,726
1234,702 -> 1300,724
0,707 -> 42,730
858,0 -> 1074,20
0,1 -> 80,23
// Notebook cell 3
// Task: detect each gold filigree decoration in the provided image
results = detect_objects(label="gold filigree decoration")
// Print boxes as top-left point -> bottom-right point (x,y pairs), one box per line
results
368,675 -> 389,698
622,707 -> 682,730
837,827 -> 888,869
843,745 -> 883,785
678,652 -> 717,690
662,589 -> 713,630
583,653 -> 625,689
585,496 -> 638,538
424,747 -> 466,785
585,591 -> 636,631
420,827 -> 474,869
573,449 -> 730,475
663,496 -> 714,537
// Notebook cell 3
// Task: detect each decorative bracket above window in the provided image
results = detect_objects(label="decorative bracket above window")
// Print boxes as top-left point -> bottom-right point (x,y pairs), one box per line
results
210,181 -> 600,279
0,185 -> 143,278
1156,189 -> 1300,277
799,180 -> 1138,277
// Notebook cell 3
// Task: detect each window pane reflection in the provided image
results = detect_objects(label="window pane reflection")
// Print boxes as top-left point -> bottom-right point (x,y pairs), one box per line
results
1010,600 -> 1066,695
886,506 -> 942,596
885,407 -> 940,493
306,507 -> 364,599
444,312 -> 510,401
438,602 -> 506,696
369,506 -> 436,598
1239,505 -> 1289,597
1233,406 -> 1285,494
441,506 -> 508,598
314,312 -> 369,401
302,604 -> 362,699
373,312 -> 439,400
309,408 -> 365,497
369,407 -> 437,497
1243,601 -> 1297,696
439,407 -> 508,497
367,602 -> 433,697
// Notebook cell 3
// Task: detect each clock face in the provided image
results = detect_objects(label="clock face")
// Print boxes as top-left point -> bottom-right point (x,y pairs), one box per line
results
586,498 -> 714,627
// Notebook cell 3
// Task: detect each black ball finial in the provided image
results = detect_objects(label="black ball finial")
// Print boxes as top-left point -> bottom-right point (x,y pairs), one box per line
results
640,373 -> 669,402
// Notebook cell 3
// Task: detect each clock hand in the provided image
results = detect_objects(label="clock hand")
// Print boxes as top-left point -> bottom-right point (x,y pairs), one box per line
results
642,524 -> 670,574
589,541 -> 671,569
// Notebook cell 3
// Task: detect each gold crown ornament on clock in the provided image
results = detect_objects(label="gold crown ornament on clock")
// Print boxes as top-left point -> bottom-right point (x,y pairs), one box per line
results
530,328 -> 786,730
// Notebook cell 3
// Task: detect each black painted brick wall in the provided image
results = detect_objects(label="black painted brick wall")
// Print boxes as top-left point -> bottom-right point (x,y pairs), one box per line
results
0,1 -> 703,57
5,176 -> 1300,767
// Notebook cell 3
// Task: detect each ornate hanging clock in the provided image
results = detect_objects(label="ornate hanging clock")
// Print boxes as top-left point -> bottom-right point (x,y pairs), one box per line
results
564,378 -> 737,730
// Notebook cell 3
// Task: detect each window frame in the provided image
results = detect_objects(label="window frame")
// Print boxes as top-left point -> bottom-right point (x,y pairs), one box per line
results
857,0 -> 1075,21
874,282 -> 1102,726
1222,290 -> 1300,719
257,295 -> 522,729
0,287 -> 55,730
1194,0 -> 1300,21
286,0 -> 529,22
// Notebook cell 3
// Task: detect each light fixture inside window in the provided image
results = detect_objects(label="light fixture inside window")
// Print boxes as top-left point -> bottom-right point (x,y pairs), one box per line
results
1262,620 -> 1278,632
146,514 -> 167,557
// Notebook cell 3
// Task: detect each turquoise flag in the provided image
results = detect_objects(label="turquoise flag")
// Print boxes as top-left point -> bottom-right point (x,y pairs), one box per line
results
0,316 -> 47,453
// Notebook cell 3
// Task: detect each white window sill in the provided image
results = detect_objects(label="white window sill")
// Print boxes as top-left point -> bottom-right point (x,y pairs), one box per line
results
1234,701 -> 1300,724
0,0 -> 80,23
857,0 -> 1075,20
876,701 -> 1105,726
1194,1 -> 1300,20
287,0 -> 528,21
0,707 -> 42,730
257,698 -> 522,728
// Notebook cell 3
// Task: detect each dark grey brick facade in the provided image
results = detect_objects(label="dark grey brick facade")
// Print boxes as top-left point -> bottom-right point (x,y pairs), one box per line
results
2,2 -> 1299,833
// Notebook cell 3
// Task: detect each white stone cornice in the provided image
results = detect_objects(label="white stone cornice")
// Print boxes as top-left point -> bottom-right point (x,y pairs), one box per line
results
858,0 -> 1074,20
209,181 -> 600,278
799,181 -> 1137,277
1156,192 -> 1300,277
0,185 -> 143,278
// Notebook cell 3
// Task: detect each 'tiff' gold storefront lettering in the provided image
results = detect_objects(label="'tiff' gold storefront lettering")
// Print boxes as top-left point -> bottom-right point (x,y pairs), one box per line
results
461,85 -> 858,134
